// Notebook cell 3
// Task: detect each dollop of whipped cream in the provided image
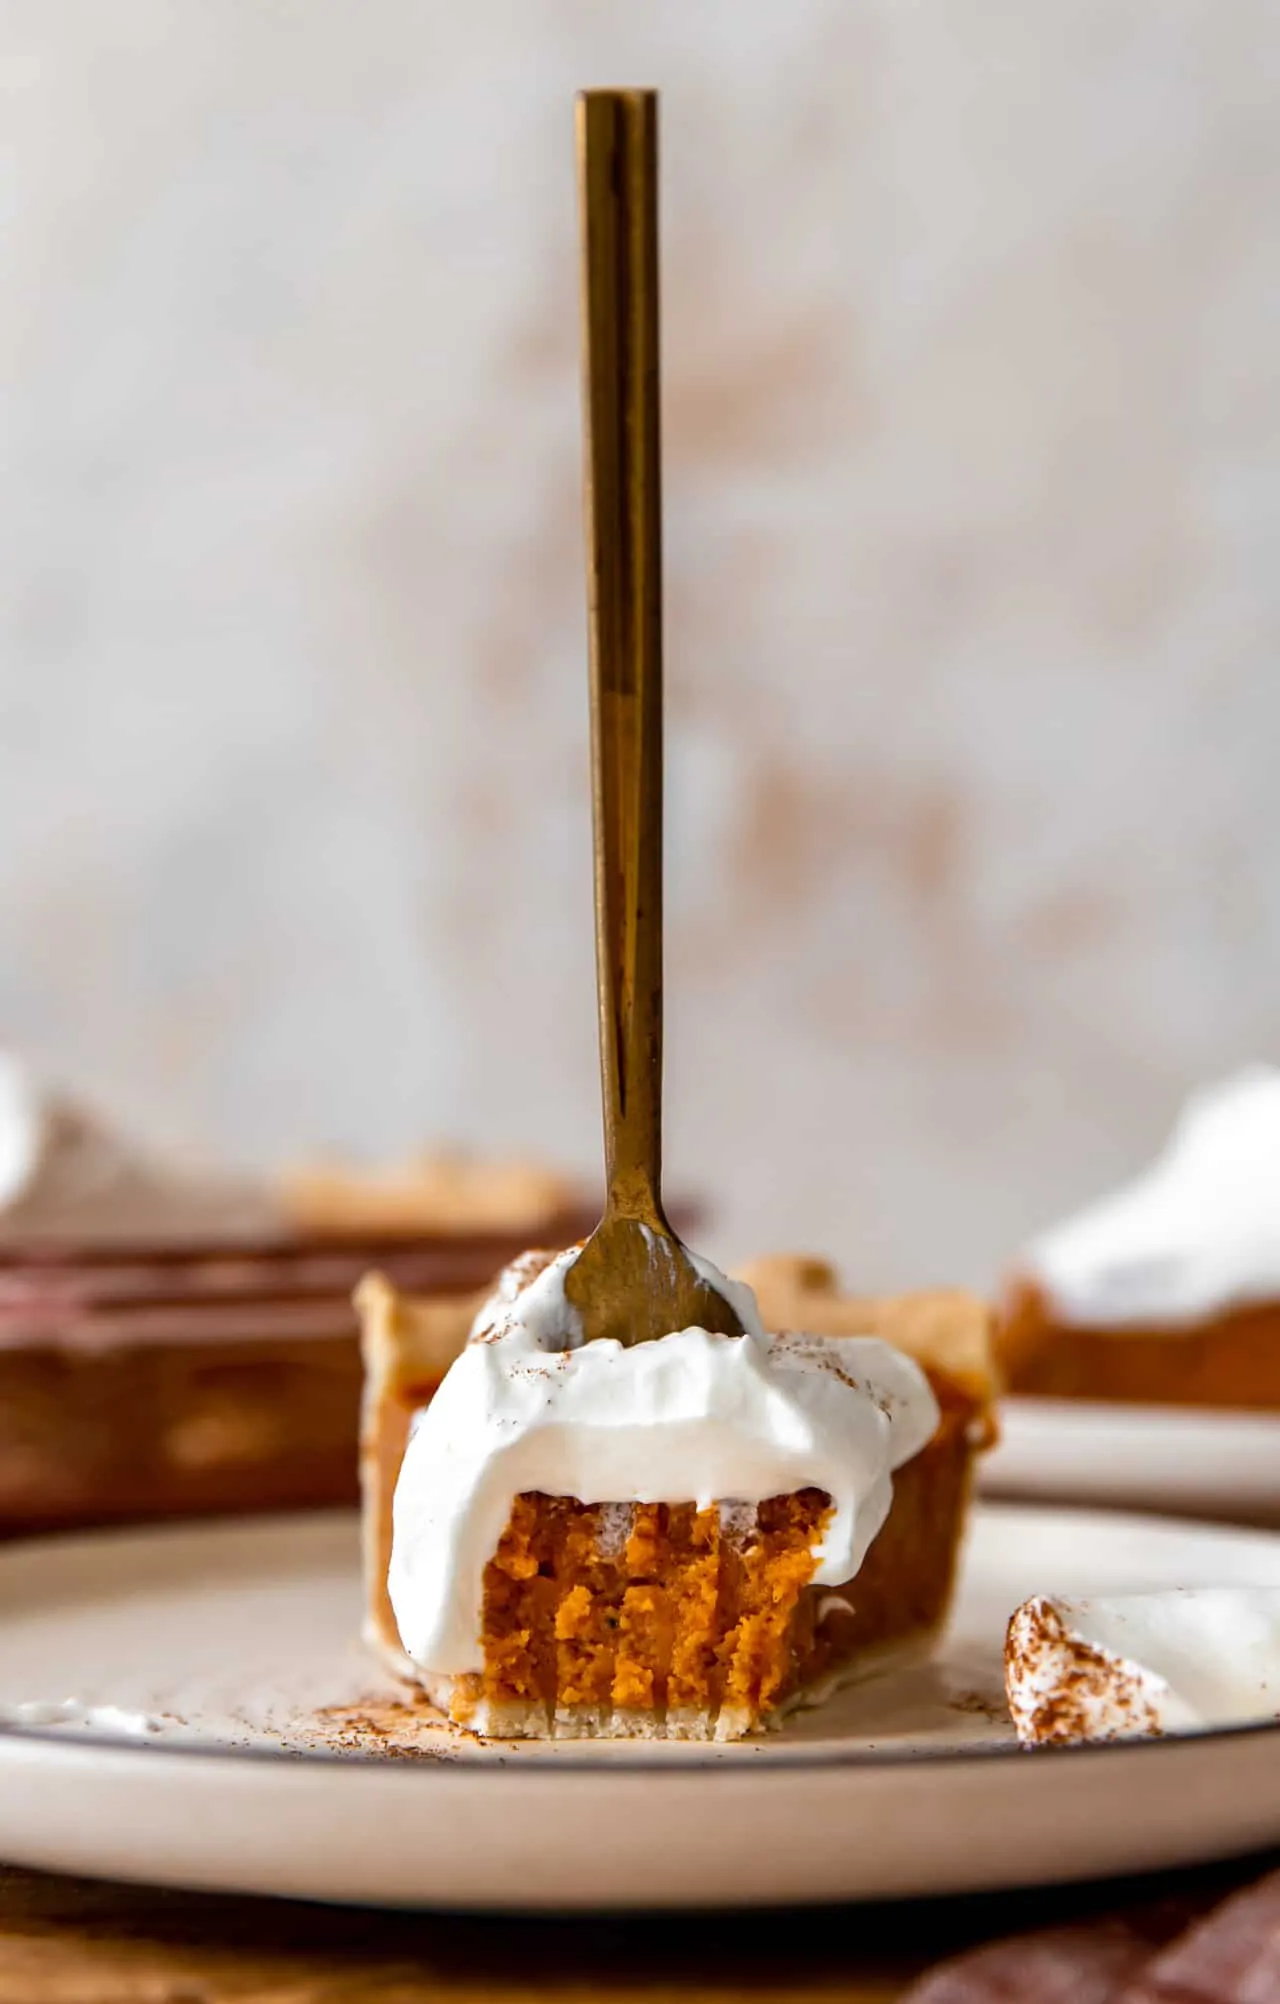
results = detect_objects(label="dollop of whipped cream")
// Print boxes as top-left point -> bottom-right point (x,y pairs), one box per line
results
388,1244 -> 940,1676
1006,1589 -> 1280,1746
1025,1067 -> 1280,1327
0,1051 -> 276,1244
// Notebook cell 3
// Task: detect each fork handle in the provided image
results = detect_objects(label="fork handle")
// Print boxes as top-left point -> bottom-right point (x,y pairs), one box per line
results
577,89 -> 667,1229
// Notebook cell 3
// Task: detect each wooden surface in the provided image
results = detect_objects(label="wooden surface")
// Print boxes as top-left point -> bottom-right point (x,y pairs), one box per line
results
0,1853 -> 1272,2003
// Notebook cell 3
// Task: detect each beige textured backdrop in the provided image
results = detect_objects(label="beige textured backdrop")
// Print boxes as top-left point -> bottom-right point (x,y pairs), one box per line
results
2,0 -> 1278,1289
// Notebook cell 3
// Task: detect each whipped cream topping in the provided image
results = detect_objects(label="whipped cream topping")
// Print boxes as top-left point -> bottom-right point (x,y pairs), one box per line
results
1025,1068 -> 1280,1327
0,1051 -> 276,1244
1006,1589 -> 1280,1746
388,1245 -> 940,1677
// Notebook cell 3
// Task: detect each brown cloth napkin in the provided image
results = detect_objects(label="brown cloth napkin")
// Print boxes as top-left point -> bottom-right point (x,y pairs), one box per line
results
905,1866 -> 1280,2003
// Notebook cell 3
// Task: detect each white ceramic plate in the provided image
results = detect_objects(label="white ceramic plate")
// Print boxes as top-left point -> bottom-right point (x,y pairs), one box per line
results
983,1399 -> 1280,1521
1,1503 -> 1280,1910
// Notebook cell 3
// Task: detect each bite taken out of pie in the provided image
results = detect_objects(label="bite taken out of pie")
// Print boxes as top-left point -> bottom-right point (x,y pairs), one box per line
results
357,1250 -> 996,1741
998,1069 -> 1280,1410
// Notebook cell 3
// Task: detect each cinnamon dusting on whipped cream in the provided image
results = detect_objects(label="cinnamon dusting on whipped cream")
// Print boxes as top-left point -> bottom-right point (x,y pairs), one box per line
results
1006,1588 -> 1280,1747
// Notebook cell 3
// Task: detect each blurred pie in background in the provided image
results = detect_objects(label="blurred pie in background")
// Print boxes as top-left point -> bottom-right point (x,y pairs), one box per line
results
998,1068 -> 1280,1410
0,1052 -> 596,1536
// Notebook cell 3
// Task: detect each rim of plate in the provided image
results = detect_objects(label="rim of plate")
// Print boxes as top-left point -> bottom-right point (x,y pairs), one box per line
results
2,1713 -> 1279,1777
